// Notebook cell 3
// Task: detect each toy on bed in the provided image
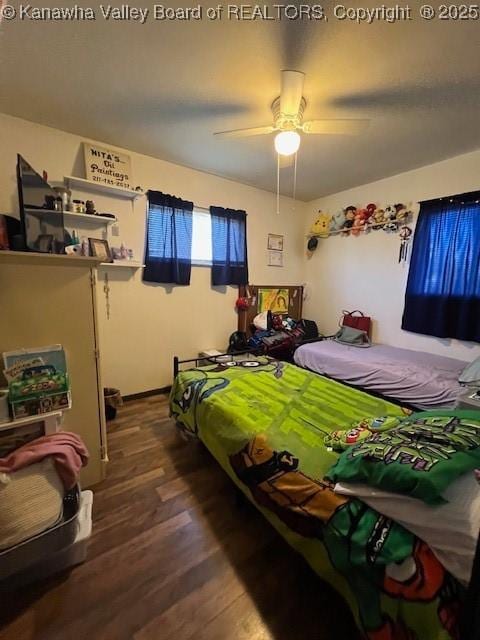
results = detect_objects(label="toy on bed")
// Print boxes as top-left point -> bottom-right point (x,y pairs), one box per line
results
324,415 -> 402,451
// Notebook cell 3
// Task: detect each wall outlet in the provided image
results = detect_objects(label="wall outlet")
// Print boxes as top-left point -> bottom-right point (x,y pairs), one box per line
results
111,224 -> 120,237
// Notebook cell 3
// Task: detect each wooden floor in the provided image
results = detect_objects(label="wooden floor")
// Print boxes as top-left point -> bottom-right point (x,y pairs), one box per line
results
0,395 -> 359,640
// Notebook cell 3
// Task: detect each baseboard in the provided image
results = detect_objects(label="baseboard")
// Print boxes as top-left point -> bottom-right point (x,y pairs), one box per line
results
123,386 -> 171,401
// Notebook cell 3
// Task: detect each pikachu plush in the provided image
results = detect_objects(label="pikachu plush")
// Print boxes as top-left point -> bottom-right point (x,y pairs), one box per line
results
310,211 -> 331,238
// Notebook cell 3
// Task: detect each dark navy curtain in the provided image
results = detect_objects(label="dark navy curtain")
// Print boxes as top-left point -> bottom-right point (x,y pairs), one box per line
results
402,199 -> 480,342
210,206 -> 248,286
143,191 -> 193,285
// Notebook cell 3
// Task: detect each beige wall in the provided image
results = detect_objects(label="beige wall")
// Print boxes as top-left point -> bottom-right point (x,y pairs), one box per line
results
0,113 -> 305,394
303,149 -> 480,363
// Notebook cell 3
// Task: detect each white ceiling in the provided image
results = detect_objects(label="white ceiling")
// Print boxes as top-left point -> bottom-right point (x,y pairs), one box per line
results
1,6 -> 480,200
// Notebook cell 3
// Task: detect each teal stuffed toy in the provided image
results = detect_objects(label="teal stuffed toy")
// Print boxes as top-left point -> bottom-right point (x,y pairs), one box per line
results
329,209 -> 346,232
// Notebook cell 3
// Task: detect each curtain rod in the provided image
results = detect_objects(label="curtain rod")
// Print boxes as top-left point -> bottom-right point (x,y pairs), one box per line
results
419,189 -> 480,205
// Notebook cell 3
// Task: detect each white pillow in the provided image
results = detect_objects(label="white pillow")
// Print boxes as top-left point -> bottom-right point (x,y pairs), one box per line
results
459,356 -> 480,385
335,471 -> 480,585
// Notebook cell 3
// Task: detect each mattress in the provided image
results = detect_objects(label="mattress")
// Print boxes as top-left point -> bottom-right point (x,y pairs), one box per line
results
294,340 -> 467,409
170,358 -> 464,640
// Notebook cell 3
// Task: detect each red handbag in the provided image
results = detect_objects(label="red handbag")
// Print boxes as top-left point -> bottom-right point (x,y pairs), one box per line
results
340,310 -> 372,338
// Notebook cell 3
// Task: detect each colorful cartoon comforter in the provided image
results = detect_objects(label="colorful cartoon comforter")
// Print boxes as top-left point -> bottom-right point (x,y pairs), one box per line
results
170,357 -> 463,639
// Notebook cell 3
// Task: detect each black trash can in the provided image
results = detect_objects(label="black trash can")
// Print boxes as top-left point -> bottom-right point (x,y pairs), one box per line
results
104,388 -> 122,421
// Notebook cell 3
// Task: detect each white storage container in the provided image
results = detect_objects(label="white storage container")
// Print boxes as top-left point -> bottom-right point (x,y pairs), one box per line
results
0,490 -> 93,589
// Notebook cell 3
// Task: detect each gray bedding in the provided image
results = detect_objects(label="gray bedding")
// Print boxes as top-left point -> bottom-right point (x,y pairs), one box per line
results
294,340 -> 467,409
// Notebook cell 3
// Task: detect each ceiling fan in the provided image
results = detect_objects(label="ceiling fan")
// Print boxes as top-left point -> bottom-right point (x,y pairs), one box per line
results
214,70 -> 369,166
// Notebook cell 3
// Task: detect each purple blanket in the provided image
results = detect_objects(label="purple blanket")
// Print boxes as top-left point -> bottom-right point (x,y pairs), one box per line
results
294,340 -> 467,409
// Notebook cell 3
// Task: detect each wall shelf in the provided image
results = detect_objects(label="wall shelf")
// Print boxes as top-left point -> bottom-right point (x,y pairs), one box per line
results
25,208 -> 116,226
99,260 -> 144,269
64,211 -> 117,225
0,250 -> 102,267
64,176 -> 144,200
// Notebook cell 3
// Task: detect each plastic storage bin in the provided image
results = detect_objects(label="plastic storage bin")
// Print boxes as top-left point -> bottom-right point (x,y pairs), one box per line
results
0,486 -> 80,584
3,490 -> 93,589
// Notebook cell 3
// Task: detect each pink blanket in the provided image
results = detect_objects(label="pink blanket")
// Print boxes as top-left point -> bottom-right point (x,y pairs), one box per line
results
0,432 -> 89,489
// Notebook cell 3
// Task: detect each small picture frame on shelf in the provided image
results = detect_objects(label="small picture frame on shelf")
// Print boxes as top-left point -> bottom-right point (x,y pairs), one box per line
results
36,234 -> 54,253
267,233 -> 284,251
88,238 -> 113,263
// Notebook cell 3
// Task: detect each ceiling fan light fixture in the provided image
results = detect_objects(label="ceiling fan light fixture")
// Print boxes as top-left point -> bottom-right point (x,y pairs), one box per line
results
274,130 -> 300,156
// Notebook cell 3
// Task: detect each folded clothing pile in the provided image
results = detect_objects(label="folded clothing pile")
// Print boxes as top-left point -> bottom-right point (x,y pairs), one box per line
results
328,410 -> 480,584
0,432 -> 89,550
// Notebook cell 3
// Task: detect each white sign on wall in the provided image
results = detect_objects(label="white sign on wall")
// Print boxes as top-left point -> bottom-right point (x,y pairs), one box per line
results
83,142 -> 133,190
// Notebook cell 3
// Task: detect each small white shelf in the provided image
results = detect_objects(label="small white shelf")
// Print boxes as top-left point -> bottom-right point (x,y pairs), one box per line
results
25,208 -> 116,226
0,410 -> 63,434
99,260 -> 144,269
65,176 -> 144,200
64,211 -> 117,226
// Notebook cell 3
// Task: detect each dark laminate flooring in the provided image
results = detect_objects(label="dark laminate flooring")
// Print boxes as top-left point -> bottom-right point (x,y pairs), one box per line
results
0,394 -> 360,640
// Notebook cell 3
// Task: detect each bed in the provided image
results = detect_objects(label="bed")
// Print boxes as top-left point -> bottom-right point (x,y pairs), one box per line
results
170,356 -> 467,640
294,340 -> 467,409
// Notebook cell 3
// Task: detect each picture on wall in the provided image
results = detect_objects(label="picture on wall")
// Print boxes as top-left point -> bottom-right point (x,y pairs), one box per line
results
83,142 -> 133,190
267,234 -> 284,251
258,288 -> 289,314
268,250 -> 283,267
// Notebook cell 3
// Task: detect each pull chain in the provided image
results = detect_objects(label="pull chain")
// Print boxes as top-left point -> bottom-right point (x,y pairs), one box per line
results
292,152 -> 298,205
276,153 -> 280,215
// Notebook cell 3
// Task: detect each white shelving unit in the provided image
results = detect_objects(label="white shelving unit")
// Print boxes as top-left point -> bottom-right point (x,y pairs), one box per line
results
64,175 -> 144,200
0,410 -> 63,435
25,208 -> 116,226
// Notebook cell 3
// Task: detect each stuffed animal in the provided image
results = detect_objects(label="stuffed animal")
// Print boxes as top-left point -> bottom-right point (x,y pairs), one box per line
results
383,204 -> 398,232
373,208 -> 385,226
324,415 -> 402,452
342,206 -> 356,234
384,205 -> 397,220
365,203 -> 376,227
330,209 -> 346,232
310,211 -> 331,238
351,208 -> 368,236
324,425 -> 372,451
395,203 -> 408,221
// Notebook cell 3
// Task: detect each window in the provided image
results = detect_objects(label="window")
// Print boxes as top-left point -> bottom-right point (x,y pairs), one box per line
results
191,208 -> 213,266
143,193 -> 248,286
143,191 -> 193,285
402,197 -> 480,342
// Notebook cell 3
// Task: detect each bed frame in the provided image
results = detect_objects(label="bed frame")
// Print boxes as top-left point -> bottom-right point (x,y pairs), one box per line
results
173,350 -> 259,378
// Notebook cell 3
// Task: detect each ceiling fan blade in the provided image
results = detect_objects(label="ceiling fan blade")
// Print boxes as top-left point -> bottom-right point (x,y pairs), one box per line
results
280,70 -> 305,116
278,154 -> 294,169
214,125 -> 275,139
302,119 -> 370,135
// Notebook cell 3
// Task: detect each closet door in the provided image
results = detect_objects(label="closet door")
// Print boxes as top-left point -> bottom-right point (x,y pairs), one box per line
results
0,258 -> 107,487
